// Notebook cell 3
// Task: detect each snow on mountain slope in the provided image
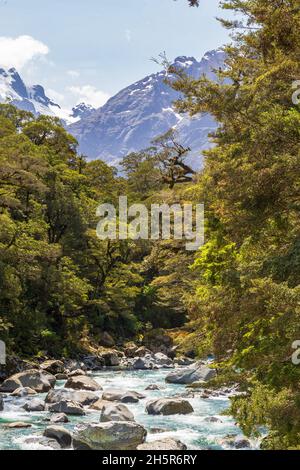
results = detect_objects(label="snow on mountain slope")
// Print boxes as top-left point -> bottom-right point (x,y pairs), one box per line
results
0,67 -> 62,117
68,49 -> 225,169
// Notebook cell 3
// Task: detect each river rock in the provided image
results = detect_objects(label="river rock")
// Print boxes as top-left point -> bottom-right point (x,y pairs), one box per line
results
133,355 -> 154,370
40,360 -> 64,375
50,413 -> 69,424
204,416 -> 223,423
124,342 -> 138,358
11,387 -> 37,397
101,351 -> 121,367
6,422 -> 32,429
45,389 -> 98,406
48,400 -> 85,415
220,434 -> 251,449
64,359 -> 87,373
0,369 -> 55,393
22,436 -> 61,450
135,346 -> 151,357
102,390 -> 145,403
89,398 -> 111,410
100,403 -> 135,422
55,373 -> 68,380
64,375 -> 102,392
73,422 -> 147,450
146,398 -> 194,415
154,352 -> 173,367
67,369 -> 86,377
82,355 -> 105,371
44,425 -> 72,448
0,395 -> 3,411
137,438 -> 187,450
175,357 -> 194,366
145,384 -> 161,391
165,363 -> 216,385
23,398 -> 45,412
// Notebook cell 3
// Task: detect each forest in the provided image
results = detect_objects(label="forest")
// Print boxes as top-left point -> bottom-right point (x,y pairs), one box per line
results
0,0 -> 300,449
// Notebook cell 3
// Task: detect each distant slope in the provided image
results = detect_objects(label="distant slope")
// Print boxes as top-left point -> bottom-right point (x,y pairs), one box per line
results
68,49 -> 225,169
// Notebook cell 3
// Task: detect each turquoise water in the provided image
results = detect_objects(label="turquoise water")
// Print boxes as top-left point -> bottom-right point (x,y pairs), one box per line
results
0,369 -> 256,450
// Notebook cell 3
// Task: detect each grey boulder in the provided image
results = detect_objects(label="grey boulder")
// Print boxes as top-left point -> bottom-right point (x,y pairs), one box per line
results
165,363 -> 216,384
0,369 -> 55,393
100,403 -> 135,422
45,389 -> 98,406
50,413 -> 69,424
137,438 -> 187,450
44,425 -> 72,448
40,360 -> 64,375
146,398 -> 194,415
102,390 -> 145,403
73,422 -> 147,450
64,375 -> 102,392
23,398 -> 45,412
48,400 -> 85,416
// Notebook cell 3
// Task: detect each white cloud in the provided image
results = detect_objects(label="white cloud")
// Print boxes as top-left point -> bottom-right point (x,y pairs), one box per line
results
68,85 -> 110,108
0,35 -> 49,70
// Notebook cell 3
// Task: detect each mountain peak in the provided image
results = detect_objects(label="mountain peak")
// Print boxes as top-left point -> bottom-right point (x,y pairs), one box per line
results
69,48 -> 224,169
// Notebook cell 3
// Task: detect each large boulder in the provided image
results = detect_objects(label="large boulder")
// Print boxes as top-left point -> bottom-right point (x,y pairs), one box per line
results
154,352 -> 173,367
64,359 -> 87,373
146,398 -> 194,415
165,363 -> 216,385
101,351 -> 121,367
123,342 -> 138,358
55,373 -> 68,380
23,398 -> 45,412
44,425 -> 72,448
22,436 -> 61,450
102,390 -> 145,403
50,413 -> 69,424
0,369 -> 55,393
48,400 -> 85,416
220,435 -> 251,449
137,438 -> 187,450
64,375 -> 102,392
0,395 -> 3,411
45,389 -> 98,406
133,355 -> 155,370
81,355 -> 105,371
89,399 -> 112,411
73,422 -> 147,450
100,403 -> 135,422
40,360 -> 64,375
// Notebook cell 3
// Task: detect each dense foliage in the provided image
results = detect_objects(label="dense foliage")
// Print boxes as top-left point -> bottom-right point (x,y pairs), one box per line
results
171,0 -> 300,450
0,106 -> 192,357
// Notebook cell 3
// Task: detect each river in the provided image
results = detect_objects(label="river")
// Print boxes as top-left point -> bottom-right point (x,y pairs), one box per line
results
0,368 -> 257,450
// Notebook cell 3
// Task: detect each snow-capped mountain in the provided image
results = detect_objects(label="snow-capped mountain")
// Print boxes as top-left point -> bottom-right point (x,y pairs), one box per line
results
0,49 -> 225,169
68,49 -> 225,169
0,67 -> 61,117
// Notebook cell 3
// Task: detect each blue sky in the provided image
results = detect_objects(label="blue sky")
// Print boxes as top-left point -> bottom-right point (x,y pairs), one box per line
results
0,0 -> 233,110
